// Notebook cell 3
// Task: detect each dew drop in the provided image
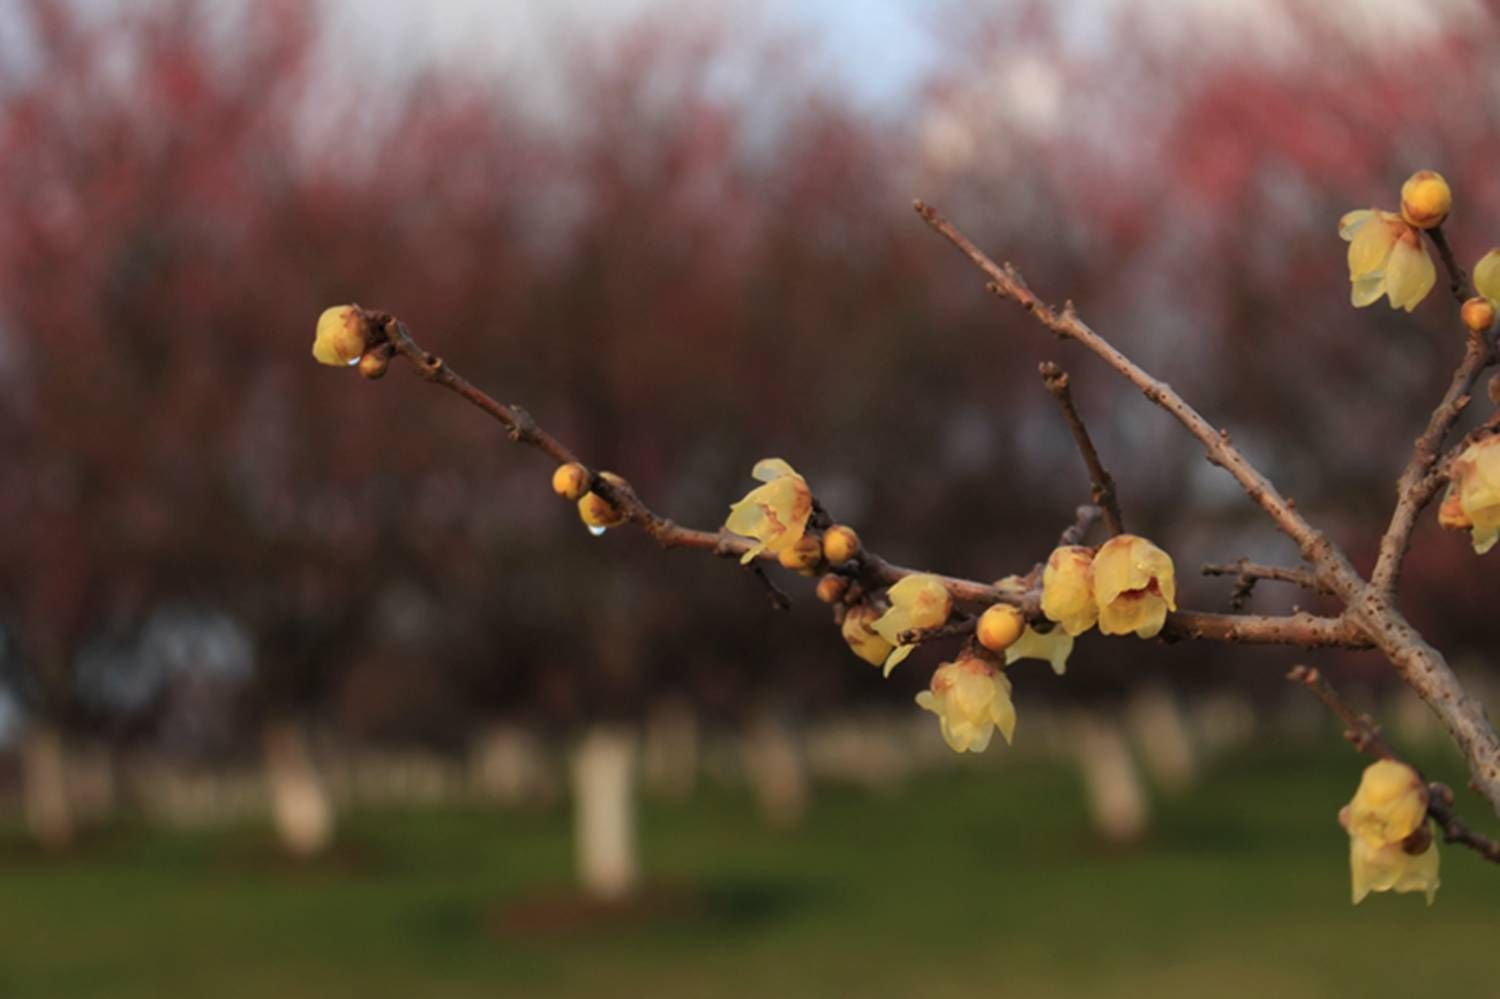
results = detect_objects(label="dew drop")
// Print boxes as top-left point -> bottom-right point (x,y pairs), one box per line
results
587,525 -> 607,537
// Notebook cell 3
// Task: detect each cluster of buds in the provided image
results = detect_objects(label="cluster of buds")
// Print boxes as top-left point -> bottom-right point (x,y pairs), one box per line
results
1339,760 -> 1440,905
1339,170 -> 1450,312
311,305 -> 391,379
551,461 -> 630,533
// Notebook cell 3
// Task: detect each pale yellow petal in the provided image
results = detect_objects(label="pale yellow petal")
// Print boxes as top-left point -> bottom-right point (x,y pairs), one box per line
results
881,643 -> 915,677
1474,249 -> 1500,302
1347,760 -> 1427,846
1351,274 -> 1386,308
1347,215 -> 1396,280
1338,209 -> 1375,240
1004,625 -> 1072,676
1041,546 -> 1098,636
1384,236 -> 1436,311
751,458 -> 798,483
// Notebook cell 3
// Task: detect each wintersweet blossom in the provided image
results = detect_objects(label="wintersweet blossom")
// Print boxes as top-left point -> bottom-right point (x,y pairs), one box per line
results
1340,760 -> 1439,905
1443,437 -> 1500,554
312,305 -> 368,366
841,603 -> 894,668
871,574 -> 952,675
1091,534 -> 1177,639
1467,250 -> 1500,332
1339,209 -> 1435,312
724,459 -> 812,565
1003,625 -> 1072,676
1040,545 -> 1097,636
577,471 -> 629,530
915,657 -> 1016,753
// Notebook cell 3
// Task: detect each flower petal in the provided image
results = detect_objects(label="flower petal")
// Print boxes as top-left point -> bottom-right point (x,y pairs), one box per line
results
1384,235 -> 1436,311
1474,249 -> 1500,302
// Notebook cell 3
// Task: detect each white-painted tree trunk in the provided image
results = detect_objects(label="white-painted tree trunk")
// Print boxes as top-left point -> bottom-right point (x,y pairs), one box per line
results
570,726 -> 639,901
1125,685 -> 1199,795
262,719 -> 334,859
742,713 -> 808,829
1072,711 -> 1150,845
21,724 -> 75,852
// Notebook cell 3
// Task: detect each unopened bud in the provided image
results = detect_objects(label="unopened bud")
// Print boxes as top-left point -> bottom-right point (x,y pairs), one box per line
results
816,573 -> 849,604
577,471 -> 628,529
358,351 -> 389,380
822,524 -> 861,564
1461,297 -> 1495,334
552,462 -> 590,502
976,604 -> 1025,653
778,535 -> 822,575
312,305 -> 369,367
1400,170 -> 1451,230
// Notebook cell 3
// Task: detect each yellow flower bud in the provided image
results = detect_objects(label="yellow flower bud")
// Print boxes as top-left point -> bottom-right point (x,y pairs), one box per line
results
1447,437 -> 1500,553
1041,545 -> 1098,636
975,604 -> 1025,653
1003,625 -> 1073,676
1437,485 -> 1471,531
871,574 -> 953,676
577,471 -> 628,530
915,657 -> 1016,753
312,305 -> 368,367
821,525 -> 861,564
1461,297 -> 1495,334
357,351 -> 389,380
552,462 -> 591,502
841,603 -> 894,667
777,535 -> 822,575
724,458 -> 813,565
1091,534 -> 1177,639
815,574 -> 849,604
1400,170 -> 1451,230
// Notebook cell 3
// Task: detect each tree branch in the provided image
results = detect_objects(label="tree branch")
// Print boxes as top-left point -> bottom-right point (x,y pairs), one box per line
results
912,200 -> 1363,600
1426,225 -> 1473,306
1370,327 -> 1497,595
1038,362 -> 1125,536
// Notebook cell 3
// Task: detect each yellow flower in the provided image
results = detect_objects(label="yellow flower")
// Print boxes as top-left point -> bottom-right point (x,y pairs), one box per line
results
1339,209 -> 1435,311
1348,828 -> 1440,905
1003,625 -> 1072,676
724,458 -> 813,566
841,603 -> 894,667
1339,760 -> 1439,905
1399,170 -> 1451,230
1344,759 -> 1428,846
871,574 -> 953,676
1446,437 -> 1500,554
1091,534 -> 1177,639
312,305 -> 368,366
1041,545 -> 1097,636
915,657 -> 1016,753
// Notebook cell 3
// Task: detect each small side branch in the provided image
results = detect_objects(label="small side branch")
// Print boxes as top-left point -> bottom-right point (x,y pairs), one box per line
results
1203,559 -> 1333,611
1039,362 -> 1125,536
1371,328 -> 1497,594
1288,665 -> 1500,865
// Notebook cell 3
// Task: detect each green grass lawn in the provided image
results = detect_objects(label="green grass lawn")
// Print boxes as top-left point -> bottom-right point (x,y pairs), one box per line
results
0,748 -> 1495,998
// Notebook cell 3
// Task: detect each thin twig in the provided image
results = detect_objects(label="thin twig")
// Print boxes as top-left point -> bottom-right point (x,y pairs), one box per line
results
1038,362 -> 1124,535
1057,504 -> 1102,547
1287,665 -> 1500,864
361,307 -> 1365,652
1426,226 -> 1473,306
1203,559 -> 1334,611
1371,327 -> 1497,595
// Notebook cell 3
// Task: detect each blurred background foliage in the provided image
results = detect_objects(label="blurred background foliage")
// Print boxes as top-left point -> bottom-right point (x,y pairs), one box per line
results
0,0 -> 1498,994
